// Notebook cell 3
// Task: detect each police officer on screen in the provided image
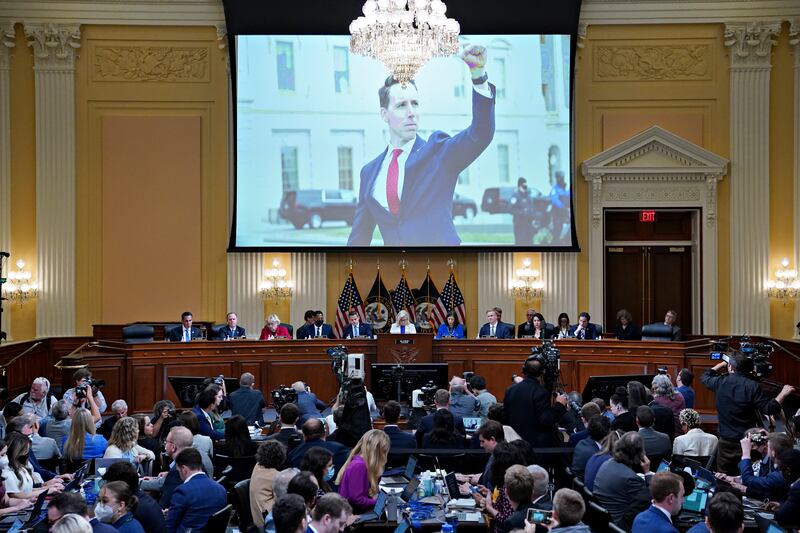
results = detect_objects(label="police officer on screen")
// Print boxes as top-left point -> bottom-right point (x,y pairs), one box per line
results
701,351 -> 795,475
510,177 -> 534,245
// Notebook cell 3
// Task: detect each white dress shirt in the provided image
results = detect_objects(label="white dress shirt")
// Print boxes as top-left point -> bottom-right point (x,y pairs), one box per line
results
372,138 -> 414,210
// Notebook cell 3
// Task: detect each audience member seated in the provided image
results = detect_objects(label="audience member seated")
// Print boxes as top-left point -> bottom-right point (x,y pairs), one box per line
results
685,492 -> 744,533
95,480 -> 146,533
629,381 -> 675,441
166,311 -> 201,342
343,310 -> 373,339
380,401 -> 415,450
536,488 -> 592,533
501,465 -> 536,532
216,415 -> 258,457
139,426 -> 210,509
39,492 -> 116,533
52,514 -> 96,533
176,411 -> 214,461
478,308 -> 514,339
288,470 -> 319,516
631,471 -> 685,533
416,389 -> 466,447
768,448 -> 800,528
149,400 -> 177,443
301,446 -> 335,497
472,441 -> 527,533
448,377 -> 480,419
272,494 -> 308,533
390,310 -> 416,334
584,429 -> 623,491
569,312 -> 598,340
554,313 -> 571,339
101,461 -> 166,533
266,403 -> 303,449
1,433 -> 47,499
651,375 -> 685,437
609,388 -> 636,432
46,400 -> 73,451
469,375 -> 496,418
289,419 -> 350,472
637,406 -> 671,460
672,409 -> 717,458
191,385 -> 225,441
99,400 -> 128,440
614,309 -> 641,340
0,456 -> 35,517
0,402 -> 23,439
5,417 -> 63,487
308,493 -> 353,533
528,465 -> 552,510
676,368 -> 695,409
436,310 -> 465,339
458,420 -> 504,490
593,431 -> 654,530
572,415 -> 611,482
165,448 -> 227,533
263,468 -> 300,533
250,441 -> 289,528
217,311 -> 246,340
131,414 -> 161,460
63,408 -> 108,461
422,410 -> 466,450
229,372 -> 267,425
293,382 -> 327,426
103,416 -> 156,465
260,314 -> 292,340
336,430 -> 389,513
14,414 -> 60,462
567,402 -> 601,447
592,397 -> 615,423
736,432 -> 793,501
12,377 -> 58,422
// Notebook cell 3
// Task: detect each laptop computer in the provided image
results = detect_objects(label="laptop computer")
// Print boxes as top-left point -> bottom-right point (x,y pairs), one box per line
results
682,487 -> 710,515
443,472 -> 482,522
353,491 -> 388,523
399,477 -> 420,502
0,489 -> 49,528
382,455 -> 417,485
754,513 -> 785,533
93,457 -> 127,475
463,418 -> 481,433
64,461 -> 90,492
656,460 -> 671,473
393,518 -> 411,533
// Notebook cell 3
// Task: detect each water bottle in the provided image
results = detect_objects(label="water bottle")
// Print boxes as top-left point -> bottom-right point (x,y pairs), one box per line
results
441,522 -> 454,533
83,480 -> 97,506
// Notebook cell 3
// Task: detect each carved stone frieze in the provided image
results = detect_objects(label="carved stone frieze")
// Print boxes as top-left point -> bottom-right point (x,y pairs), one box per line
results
724,21 -> 780,69
0,21 -> 14,69
613,141 -> 704,167
92,46 -> 210,82
595,44 -> 710,81
24,23 -> 80,68
605,187 -> 701,202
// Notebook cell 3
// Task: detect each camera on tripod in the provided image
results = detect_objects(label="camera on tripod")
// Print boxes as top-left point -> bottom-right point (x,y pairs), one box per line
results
411,381 -> 438,408
709,336 -> 774,379
75,378 -> 105,400
270,386 -> 297,410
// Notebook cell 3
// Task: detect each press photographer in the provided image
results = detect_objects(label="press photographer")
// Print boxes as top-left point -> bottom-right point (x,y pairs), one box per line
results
701,351 -> 795,474
62,368 -> 106,425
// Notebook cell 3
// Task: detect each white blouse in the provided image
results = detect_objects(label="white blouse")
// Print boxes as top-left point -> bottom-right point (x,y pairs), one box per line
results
1,463 -> 42,493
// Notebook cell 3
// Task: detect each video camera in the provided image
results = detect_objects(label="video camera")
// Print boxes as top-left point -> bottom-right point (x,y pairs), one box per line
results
412,380 -> 438,408
270,386 -> 297,410
709,336 -> 773,379
75,378 -> 106,400
528,340 -> 561,392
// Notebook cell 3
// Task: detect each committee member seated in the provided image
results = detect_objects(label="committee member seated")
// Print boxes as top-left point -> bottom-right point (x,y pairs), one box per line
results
217,312 -> 245,340
336,430 -> 390,513
380,401 -> 415,450
673,408 -> 717,458
569,312 -> 598,340
614,309 -> 641,340
631,471 -> 685,533
229,372 -> 267,425
165,448 -> 227,533
167,311 -> 201,342
663,310 -> 683,341
295,310 -> 317,340
554,313 -> 571,339
436,310 -> 465,339
478,308 -> 514,338
12,377 -> 57,422
390,310 -> 416,334
260,314 -> 292,340
311,310 -> 335,339
343,310 -> 373,339
517,309 -> 536,338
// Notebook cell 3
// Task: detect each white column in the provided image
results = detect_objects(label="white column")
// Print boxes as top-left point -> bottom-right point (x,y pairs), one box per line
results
0,22 -> 13,340
725,21 -> 779,336
541,253 -> 578,323
792,20 -> 800,339
227,253 -> 264,338
290,253 -> 327,328
25,23 -> 80,338
477,252 -> 514,326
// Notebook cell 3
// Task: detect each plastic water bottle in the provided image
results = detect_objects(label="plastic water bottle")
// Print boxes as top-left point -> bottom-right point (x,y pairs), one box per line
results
441,522 -> 454,533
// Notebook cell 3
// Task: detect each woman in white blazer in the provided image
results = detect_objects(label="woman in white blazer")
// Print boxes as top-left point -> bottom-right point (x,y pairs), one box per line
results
390,310 -> 416,334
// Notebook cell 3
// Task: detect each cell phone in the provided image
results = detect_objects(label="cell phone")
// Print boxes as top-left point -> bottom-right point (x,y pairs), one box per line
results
526,509 -> 553,525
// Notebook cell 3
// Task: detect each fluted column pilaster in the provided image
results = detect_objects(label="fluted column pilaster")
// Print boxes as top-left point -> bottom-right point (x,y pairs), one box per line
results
541,253 -> 578,324
25,23 -> 80,337
791,20 -> 800,338
477,253 -> 514,327
725,21 -> 779,335
290,253 -> 327,329
0,22 -> 14,340
227,253 -> 264,338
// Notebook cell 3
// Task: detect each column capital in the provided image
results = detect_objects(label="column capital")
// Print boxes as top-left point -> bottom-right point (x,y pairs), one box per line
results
790,19 -> 800,69
0,21 -> 15,69
23,22 -> 80,69
724,21 -> 780,69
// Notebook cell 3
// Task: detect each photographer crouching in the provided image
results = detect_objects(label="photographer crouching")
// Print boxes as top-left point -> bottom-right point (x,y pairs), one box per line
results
701,351 -> 794,474
62,368 -> 106,426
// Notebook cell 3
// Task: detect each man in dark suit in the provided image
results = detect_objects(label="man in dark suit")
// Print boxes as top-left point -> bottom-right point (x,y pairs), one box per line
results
631,471 -> 685,533
266,403 -> 303,450
663,310 -> 683,341
636,405 -> 671,461
772,449 -> 800,528
478,308 -> 514,339
381,401 -> 416,450
295,310 -> 317,340
517,308 -> 536,338
415,389 -> 467,447
569,312 -> 599,340
501,465 -> 536,533
165,448 -> 227,533
288,418 -> 350,472
572,415 -> 610,481
342,310 -> 373,339
217,312 -> 245,340
310,310 -> 335,339
167,311 -> 201,342
347,45 -> 495,246
292,381 -> 327,426
503,356 -> 567,448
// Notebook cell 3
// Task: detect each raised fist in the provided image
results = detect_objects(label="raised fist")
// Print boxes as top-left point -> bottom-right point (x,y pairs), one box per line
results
461,45 -> 487,79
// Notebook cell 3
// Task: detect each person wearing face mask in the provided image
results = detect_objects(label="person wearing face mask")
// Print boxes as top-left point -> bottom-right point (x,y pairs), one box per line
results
95,481 -> 144,533
631,471 -> 685,533
37,492 -> 116,533
301,447 -> 335,498
311,310 -> 335,339
1,433 -> 48,499
165,448 -> 227,533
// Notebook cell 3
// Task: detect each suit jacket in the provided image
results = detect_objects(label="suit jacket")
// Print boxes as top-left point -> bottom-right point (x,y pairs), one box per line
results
503,377 -> 567,447
639,427 -> 671,459
503,503 -> 536,533
478,322 -> 515,339
288,439 -> 350,472
670,325 -> 683,341
158,467 -> 182,508
517,322 -> 551,339
568,323 -> 599,340
775,479 -> 800,528
347,85 -> 496,246
191,406 -> 224,441
342,323 -> 373,339
415,409 -> 466,447
265,427 -> 303,449
383,426 -> 416,450
165,472 -> 227,533
296,323 -> 335,339
631,505 -> 678,533
571,438 -> 601,481
296,391 -> 326,419
216,325 -> 245,340
593,459 -> 652,531
167,326 -> 201,342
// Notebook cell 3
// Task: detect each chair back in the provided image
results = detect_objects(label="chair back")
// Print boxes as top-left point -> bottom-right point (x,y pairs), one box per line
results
234,479 -> 254,532
163,324 -> 181,341
641,323 -> 674,341
211,323 -> 226,340
280,323 -> 294,337
205,503 -> 233,533
121,325 -> 154,343
585,501 -> 613,533
213,454 -> 257,485
591,323 -> 603,336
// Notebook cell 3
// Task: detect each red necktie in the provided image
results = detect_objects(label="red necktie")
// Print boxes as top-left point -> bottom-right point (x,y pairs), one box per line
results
386,148 -> 403,215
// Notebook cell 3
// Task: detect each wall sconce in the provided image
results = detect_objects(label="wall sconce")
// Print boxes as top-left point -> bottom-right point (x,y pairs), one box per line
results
510,258 -> 544,303
259,259 -> 294,301
766,258 -> 799,305
1,259 -> 38,307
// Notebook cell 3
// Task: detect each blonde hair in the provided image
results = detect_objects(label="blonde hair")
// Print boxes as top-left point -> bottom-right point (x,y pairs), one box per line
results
335,429 -> 389,497
52,514 -> 92,533
394,310 -> 410,325
267,314 -> 281,325
64,408 -> 96,460
107,416 -> 139,451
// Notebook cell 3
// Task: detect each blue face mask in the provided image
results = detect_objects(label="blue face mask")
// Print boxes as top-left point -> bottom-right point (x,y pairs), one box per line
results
324,466 -> 335,482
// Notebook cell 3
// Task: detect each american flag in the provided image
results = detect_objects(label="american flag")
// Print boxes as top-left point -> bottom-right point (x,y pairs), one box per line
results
432,271 -> 466,327
391,273 -> 417,323
334,272 -> 366,339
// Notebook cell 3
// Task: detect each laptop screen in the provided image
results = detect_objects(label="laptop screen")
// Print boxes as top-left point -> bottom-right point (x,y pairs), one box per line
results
404,456 -> 417,479
401,478 -> 420,501
683,489 -> 709,514
656,460 -> 670,473
766,524 -> 785,533
463,418 -> 481,431
374,491 -> 388,514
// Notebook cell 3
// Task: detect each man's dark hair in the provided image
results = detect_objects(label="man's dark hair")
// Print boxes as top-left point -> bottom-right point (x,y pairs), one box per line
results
587,415 -> 611,441
729,351 -> 754,375
312,493 -> 352,522
302,418 -> 326,440
280,403 -> 300,425
489,441 -> 527,488
174,447 -> 203,471
382,401 -> 401,424
73,368 -> 91,382
767,432 -> 794,457
257,440 -> 288,469
48,492 -> 88,515
679,368 -> 694,387
612,431 -> 645,470
378,75 -> 417,109
347,309 -> 359,318
304,310 -> 315,321
469,375 -> 486,391
2,402 -> 22,421
517,177 -> 527,188
636,405 -> 655,428
522,357 -> 544,378
486,403 -> 506,425
196,385 -> 220,409
101,460 -> 140,495
777,448 -> 800,482
650,471 -> 683,502
578,311 -> 590,321
273,494 -> 307,533
476,420 -> 505,443
581,402 -> 601,421
706,492 -> 744,533
314,310 -> 323,317
181,311 -> 193,320
288,471 -> 318,507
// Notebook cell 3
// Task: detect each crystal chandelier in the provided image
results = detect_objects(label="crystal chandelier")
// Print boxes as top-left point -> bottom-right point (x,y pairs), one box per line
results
766,258 -> 800,305
350,0 -> 460,86
1,259 -> 39,307
259,259 -> 294,301
510,259 -> 544,303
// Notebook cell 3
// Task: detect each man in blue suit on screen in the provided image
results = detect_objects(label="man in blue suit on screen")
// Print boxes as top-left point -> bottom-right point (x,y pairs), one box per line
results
347,45 -> 496,246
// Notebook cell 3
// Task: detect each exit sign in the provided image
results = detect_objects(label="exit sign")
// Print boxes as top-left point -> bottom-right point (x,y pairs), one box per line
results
640,211 -> 657,223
